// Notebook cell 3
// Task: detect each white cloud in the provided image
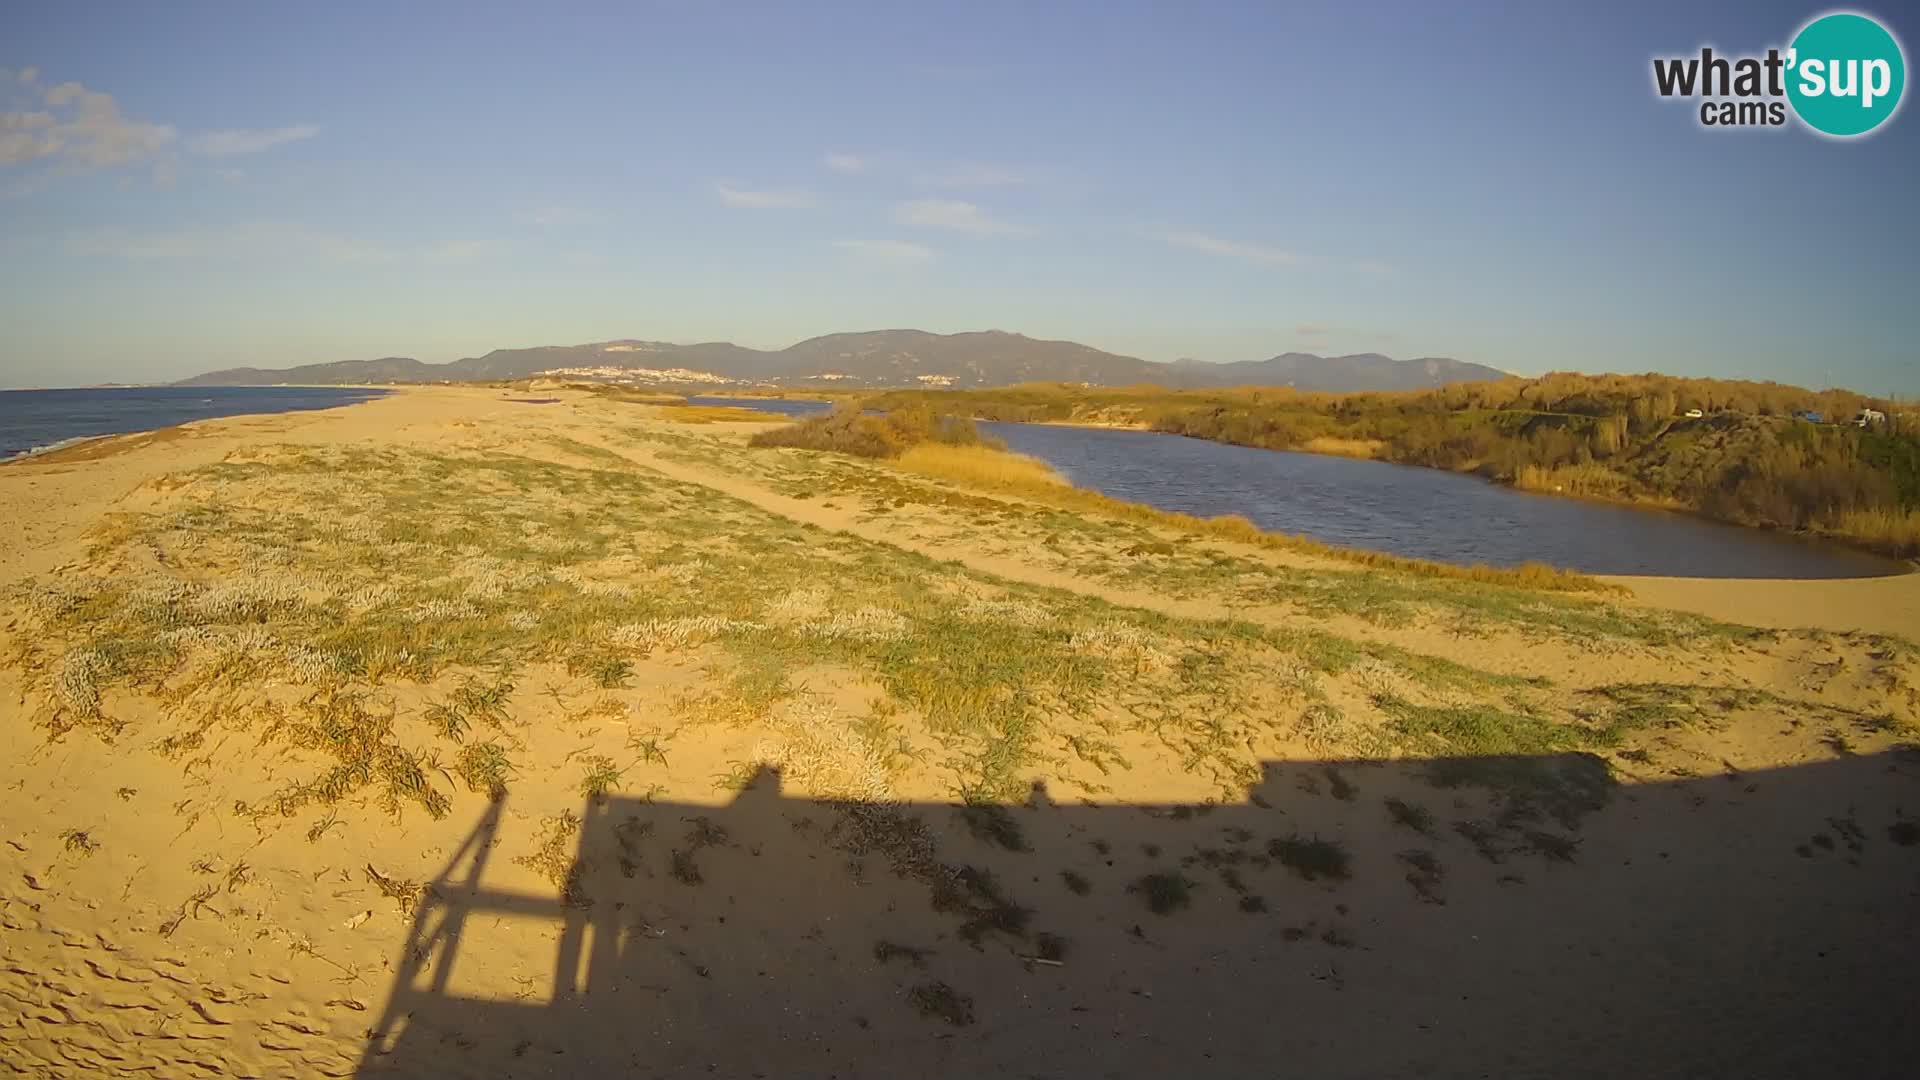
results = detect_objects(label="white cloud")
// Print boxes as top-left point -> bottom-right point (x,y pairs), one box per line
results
921,163 -> 1025,187
1,80 -> 175,169
1295,323 -> 1330,335
892,199 -> 1027,235
65,222 -> 486,264
187,123 -> 318,156
1166,230 -> 1302,266
715,182 -> 814,208
823,152 -> 865,173
2,73 -> 314,178
834,239 -> 934,264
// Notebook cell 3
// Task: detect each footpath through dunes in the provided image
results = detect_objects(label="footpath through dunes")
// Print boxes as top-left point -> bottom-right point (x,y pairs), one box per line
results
0,384 -> 1916,1078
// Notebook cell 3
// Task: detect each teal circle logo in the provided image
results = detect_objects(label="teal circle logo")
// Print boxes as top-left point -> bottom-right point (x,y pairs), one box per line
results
1786,12 -> 1906,136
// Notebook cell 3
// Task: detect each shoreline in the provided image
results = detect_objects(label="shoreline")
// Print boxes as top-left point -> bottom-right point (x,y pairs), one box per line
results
0,384 -> 397,467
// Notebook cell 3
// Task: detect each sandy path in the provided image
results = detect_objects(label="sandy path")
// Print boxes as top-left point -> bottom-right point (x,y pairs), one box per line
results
1610,572 -> 1920,638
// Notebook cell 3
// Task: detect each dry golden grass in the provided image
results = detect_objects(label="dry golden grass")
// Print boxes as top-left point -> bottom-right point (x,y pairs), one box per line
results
894,443 -> 1067,490
893,445 -> 1612,593
1823,507 -> 1920,557
1299,436 -> 1383,459
658,405 -> 781,424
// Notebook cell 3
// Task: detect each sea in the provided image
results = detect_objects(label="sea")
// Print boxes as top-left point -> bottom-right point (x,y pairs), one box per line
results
0,386 -> 390,461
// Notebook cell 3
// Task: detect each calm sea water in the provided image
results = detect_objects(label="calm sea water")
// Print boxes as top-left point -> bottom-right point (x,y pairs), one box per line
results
0,386 -> 389,460
691,396 -> 1903,580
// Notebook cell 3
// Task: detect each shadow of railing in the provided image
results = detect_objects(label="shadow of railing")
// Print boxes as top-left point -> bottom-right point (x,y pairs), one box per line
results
358,751 -> 1920,1079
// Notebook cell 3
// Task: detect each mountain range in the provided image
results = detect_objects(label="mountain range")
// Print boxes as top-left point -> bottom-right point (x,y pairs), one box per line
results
176,330 -> 1510,392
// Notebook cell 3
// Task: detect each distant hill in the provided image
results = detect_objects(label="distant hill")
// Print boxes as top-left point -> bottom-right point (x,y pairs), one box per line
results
176,330 -> 1511,392
1164,352 -> 1509,392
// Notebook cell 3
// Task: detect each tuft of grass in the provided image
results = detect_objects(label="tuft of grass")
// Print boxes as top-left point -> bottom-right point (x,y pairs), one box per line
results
960,804 -> 1027,852
907,981 -> 976,1026
1060,869 -> 1092,895
515,812 -> 589,907
1523,829 -> 1580,863
577,754 -> 623,803
570,652 -> 633,689
455,741 -> 514,800
1398,848 -> 1445,903
1385,797 -> 1434,835
1268,835 -> 1351,882
364,864 -> 426,917
305,808 -> 342,843
61,828 -> 98,855
873,940 -> 932,969
1129,871 -> 1196,915
711,760 -> 759,795
931,865 -> 1031,943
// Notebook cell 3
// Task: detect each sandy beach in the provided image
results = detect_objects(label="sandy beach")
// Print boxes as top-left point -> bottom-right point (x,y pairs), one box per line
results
2,385 -> 1916,1078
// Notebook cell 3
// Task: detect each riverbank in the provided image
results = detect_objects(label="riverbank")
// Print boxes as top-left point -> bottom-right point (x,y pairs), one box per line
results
2,385 -> 1916,1077
862,382 -> 1920,562
1010,414 -> 1920,564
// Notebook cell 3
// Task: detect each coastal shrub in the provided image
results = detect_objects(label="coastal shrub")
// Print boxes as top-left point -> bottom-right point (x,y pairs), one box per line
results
749,402 -> 999,459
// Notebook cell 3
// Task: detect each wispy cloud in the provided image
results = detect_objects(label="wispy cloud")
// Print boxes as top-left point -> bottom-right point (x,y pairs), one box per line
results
65,222 -> 487,264
1165,230 -> 1302,266
892,199 -> 1027,235
1,79 -> 175,170
3,71 -> 316,180
834,238 -> 933,264
715,182 -> 814,208
920,162 -> 1026,187
1295,322 -> 1330,336
187,124 -> 318,156
823,152 -> 866,173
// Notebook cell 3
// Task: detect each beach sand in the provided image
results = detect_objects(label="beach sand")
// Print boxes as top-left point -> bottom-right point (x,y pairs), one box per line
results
2,385 -> 1915,1078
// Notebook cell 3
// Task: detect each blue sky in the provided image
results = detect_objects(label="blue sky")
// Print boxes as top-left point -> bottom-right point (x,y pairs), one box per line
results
3,0 -> 1916,390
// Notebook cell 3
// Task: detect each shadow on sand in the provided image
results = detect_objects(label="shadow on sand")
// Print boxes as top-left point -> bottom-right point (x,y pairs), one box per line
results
358,750 -> 1920,1079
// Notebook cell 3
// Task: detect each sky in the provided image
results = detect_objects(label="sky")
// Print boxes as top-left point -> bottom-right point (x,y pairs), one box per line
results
3,0 -> 1916,391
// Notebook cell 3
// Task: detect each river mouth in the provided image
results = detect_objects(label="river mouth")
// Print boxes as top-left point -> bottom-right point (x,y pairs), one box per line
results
689,397 -> 1909,581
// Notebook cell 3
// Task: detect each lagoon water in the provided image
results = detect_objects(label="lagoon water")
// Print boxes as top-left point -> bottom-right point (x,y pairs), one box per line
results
692,396 -> 1902,580
0,386 -> 390,461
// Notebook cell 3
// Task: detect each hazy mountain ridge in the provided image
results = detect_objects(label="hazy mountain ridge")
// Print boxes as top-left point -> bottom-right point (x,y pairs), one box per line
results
177,330 -> 1510,391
